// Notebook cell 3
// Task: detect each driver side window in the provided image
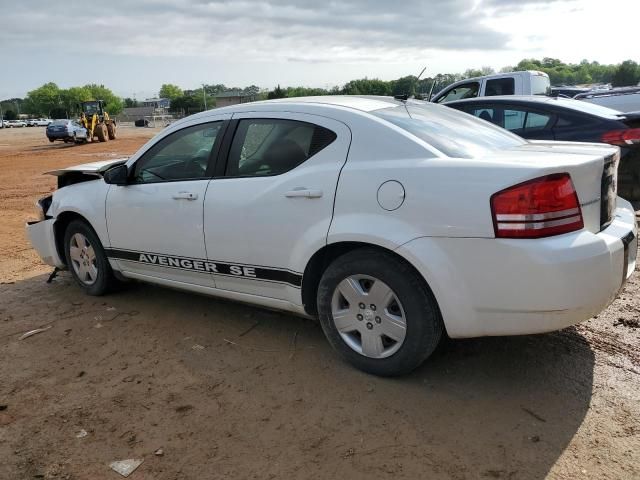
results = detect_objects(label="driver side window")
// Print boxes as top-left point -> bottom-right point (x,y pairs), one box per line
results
436,82 -> 480,103
133,122 -> 222,183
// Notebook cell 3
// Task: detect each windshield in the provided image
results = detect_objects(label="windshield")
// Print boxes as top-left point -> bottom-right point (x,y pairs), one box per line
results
372,102 -> 526,158
83,103 -> 99,115
51,119 -> 69,126
531,75 -> 551,95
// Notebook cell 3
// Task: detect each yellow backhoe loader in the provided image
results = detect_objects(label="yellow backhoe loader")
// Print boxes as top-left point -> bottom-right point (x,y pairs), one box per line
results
79,100 -> 116,142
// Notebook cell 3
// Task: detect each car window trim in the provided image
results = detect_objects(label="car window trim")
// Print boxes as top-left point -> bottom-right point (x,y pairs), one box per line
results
128,119 -> 229,185
213,119 -> 239,178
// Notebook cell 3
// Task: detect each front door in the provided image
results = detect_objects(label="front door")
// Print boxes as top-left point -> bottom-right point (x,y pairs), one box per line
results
203,112 -> 351,305
106,118 -> 227,287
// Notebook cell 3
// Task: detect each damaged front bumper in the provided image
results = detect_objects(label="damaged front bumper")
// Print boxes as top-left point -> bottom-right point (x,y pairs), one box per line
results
26,218 -> 65,268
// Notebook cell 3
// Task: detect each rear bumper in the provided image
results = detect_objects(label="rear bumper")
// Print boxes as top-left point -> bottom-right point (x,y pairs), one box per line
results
397,197 -> 638,338
25,219 -> 65,268
47,132 -> 71,139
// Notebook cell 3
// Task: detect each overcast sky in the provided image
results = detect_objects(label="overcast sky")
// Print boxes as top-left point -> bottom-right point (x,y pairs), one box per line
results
0,0 -> 638,100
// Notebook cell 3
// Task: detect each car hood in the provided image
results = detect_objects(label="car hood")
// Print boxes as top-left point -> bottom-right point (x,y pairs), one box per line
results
45,158 -> 128,177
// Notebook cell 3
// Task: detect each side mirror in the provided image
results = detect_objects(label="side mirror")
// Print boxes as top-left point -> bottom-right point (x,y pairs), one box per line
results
103,164 -> 128,186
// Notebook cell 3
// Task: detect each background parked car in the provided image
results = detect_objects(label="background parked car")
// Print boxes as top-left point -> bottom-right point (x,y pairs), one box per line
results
27,118 -> 52,127
430,71 -> 551,103
445,95 -> 640,200
574,86 -> 640,113
46,119 -> 88,144
4,119 -> 27,128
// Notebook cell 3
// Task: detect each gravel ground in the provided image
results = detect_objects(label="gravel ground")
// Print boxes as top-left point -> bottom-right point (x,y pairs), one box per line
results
0,126 -> 638,479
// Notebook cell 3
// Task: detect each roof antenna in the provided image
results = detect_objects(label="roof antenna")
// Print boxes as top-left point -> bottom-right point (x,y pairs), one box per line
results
394,66 -> 427,101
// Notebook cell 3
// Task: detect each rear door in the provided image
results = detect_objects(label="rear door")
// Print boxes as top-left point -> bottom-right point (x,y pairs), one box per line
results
203,112 -> 351,304
106,116 -> 229,287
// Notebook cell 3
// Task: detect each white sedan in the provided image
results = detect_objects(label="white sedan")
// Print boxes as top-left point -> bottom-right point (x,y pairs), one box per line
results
26,96 -> 637,376
4,119 -> 27,127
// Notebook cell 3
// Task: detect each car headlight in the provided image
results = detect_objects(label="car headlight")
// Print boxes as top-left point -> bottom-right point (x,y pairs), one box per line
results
35,195 -> 53,221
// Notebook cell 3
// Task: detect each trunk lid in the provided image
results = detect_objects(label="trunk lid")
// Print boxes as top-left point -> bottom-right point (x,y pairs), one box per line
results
487,141 -> 619,234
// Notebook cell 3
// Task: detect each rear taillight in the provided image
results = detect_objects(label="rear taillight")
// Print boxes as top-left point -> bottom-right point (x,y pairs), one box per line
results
491,173 -> 584,239
601,128 -> 640,146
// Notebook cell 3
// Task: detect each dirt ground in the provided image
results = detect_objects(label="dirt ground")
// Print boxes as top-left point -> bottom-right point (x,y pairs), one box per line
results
1,126 -> 639,480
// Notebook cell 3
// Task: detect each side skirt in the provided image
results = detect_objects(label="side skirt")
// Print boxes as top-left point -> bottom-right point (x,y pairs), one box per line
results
119,271 -> 311,318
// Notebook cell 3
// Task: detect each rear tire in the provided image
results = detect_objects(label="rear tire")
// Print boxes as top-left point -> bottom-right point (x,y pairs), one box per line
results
63,220 -> 117,296
317,249 -> 444,376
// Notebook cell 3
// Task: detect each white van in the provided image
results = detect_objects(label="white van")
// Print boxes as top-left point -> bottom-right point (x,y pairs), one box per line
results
430,71 -> 551,104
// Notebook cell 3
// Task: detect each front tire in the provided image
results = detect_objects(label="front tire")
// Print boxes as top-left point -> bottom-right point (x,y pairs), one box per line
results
96,124 -> 108,142
317,249 -> 443,376
63,220 -> 116,295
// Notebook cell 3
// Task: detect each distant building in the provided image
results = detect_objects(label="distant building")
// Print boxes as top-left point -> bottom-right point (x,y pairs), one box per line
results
143,98 -> 171,109
215,91 -> 258,108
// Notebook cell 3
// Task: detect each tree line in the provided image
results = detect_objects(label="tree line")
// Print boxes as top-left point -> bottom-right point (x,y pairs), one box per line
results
1,83 -> 123,120
2,58 -> 639,119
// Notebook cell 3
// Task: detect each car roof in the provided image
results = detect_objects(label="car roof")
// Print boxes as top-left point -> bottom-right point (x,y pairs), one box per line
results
446,95 -> 623,119
187,95 -> 403,119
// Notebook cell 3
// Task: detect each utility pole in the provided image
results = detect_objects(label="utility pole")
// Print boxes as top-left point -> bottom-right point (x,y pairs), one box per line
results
202,84 -> 207,110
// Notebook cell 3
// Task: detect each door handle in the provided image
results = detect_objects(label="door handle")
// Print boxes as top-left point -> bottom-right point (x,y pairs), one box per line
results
172,191 -> 198,201
284,188 -> 323,198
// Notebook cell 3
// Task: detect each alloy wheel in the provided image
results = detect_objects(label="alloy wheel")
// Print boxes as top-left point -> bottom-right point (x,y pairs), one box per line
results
331,274 -> 407,359
69,233 -> 98,285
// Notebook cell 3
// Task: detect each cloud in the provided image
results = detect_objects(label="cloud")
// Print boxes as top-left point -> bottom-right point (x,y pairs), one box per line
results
0,0 -> 569,64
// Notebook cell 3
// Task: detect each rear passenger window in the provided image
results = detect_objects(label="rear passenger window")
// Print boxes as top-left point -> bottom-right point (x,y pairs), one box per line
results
485,78 -> 515,96
226,119 -> 336,177
525,112 -> 551,129
503,109 -> 526,130
469,107 -> 551,131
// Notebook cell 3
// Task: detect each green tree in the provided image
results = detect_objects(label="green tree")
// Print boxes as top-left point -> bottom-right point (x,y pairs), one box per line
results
3,109 -> 17,120
60,86 -> 93,116
170,92 -> 206,115
342,78 -> 391,96
159,83 -> 183,100
267,85 -> 286,99
82,84 -> 123,115
26,82 -> 61,116
612,60 -> 640,87
123,97 -> 139,108
463,66 -> 495,78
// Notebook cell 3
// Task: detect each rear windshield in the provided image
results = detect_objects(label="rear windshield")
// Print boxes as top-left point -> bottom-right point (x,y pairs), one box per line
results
531,75 -> 551,95
372,102 -> 526,158
51,119 -> 69,126
550,98 -> 621,118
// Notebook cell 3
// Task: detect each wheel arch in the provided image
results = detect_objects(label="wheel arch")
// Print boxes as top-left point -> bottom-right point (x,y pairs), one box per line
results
53,211 -> 96,266
301,241 -> 443,323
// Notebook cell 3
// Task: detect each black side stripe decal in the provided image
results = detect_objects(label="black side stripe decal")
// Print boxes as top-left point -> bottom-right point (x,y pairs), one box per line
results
105,249 -> 303,288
